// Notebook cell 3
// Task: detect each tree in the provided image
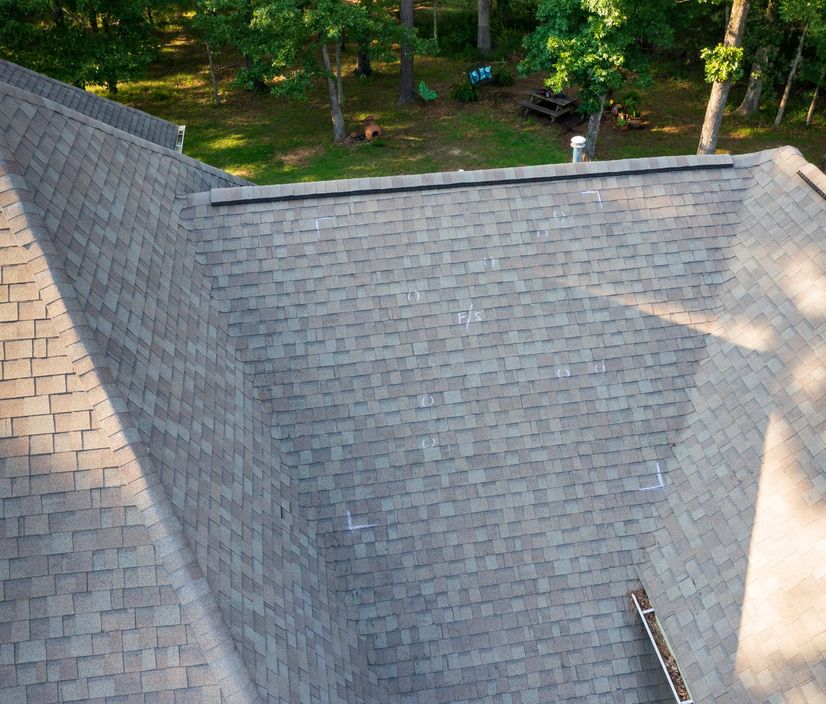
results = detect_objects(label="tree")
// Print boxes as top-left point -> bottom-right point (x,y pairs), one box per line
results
196,0 -> 401,143
0,0 -> 159,93
432,0 -> 439,52
737,0 -> 778,115
398,0 -> 416,104
193,0 -> 268,92
774,0 -> 826,125
521,0 -> 673,161
806,65 -> 825,123
478,0 -> 491,54
697,0 -> 750,155
803,30 -> 826,124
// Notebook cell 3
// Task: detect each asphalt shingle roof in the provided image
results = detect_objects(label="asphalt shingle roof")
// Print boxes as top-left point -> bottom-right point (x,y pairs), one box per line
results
0,58 -> 181,149
1,59 -> 825,704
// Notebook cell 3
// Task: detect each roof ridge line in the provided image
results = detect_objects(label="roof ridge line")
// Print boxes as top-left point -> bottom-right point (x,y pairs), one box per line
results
209,153 -> 735,206
0,78 -> 249,189
0,144 -> 264,704
0,58 -> 179,128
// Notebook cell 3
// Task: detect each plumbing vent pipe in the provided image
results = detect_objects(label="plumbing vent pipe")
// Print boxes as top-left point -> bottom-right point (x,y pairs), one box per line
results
571,135 -> 586,162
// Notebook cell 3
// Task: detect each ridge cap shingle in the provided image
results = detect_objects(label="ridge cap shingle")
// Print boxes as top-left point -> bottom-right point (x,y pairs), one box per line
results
208,152 -> 735,206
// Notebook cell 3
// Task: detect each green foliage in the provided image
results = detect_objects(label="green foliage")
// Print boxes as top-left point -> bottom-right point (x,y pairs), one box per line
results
0,0 -> 159,92
622,91 -> 640,116
451,80 -> 479,102
195,0 -> 407,93
418,80 -> 438,101
103,20 -> 826,180
700,44 -> 745,83
520,0 -> 674,114
492,66 -> 515,86
778,0 -> 826,27
423,9 -> 476,58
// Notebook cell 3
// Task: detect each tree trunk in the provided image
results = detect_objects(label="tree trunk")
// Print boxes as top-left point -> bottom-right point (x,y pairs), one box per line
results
52,0 -> 65,27
244,55 -> 267,93
697,0 -> 750,155
355,47 -> 372,76
206,43 -> 220,106
321,43 -> 346,144
737,0 -> 773,116
433,0 -> 439,50
584,94 -> 607,161
477,0 -> 491,54
398,0 -> 416,105
335,40 -> 344,108
737,47 -> 768,115
806,66 -> 825,126
774,22 -> 808,127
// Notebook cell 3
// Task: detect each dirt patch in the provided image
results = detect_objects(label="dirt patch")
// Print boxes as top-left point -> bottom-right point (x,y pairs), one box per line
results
278,145 -> 324,167
631,588 -> 691,702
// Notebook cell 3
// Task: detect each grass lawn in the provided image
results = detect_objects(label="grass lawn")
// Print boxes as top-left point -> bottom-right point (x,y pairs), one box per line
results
96,16 -> 826,185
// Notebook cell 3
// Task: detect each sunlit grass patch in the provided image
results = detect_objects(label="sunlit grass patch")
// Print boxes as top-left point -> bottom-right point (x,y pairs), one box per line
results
96,17 -> 826,183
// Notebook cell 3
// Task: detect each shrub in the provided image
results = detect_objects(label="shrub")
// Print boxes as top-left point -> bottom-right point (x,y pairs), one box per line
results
492,66 -> 515,86
622,92 -> 641,118
452,81 -> 479,102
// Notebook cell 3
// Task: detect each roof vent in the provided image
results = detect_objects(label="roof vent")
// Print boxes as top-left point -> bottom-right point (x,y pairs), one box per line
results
175,125 -> 186,153
571,135 -> 587,162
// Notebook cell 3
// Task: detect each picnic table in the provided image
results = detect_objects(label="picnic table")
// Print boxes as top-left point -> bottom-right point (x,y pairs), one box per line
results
520,90 -> 577,122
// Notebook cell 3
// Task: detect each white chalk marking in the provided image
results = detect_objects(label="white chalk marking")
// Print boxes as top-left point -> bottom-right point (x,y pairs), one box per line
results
421,437 -> 437,449
407,290 -> 421,303
593,362 -> 606,373
420,393 -> 434,408
457,301 -> 482,331
639,462 -> 665,492
536,228 -> 550,240
482,256 -> 497,270
579,190 -> 603,209
346,510 -> 376,531
315,216 -> 336,238
556,367 -> 571,378
552,209 -> 567,221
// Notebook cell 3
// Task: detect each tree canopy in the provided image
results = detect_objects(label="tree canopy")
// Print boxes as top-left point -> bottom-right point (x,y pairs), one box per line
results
520,0 -> 674,158
0,0 -> 160,93
195,0 -> 405,141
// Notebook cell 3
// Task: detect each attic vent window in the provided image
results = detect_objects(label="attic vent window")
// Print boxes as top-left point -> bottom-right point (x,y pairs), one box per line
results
630,588 -> 694,704
175,125 -> 186,153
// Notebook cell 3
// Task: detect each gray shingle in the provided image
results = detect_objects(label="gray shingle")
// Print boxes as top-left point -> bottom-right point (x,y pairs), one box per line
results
2,64 -> 826,704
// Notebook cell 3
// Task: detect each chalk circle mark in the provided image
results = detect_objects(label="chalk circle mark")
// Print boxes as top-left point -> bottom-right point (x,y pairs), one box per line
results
420,394 -> 435,408
553,209 -> 567,221
482,256 -> 497,270
556,367 -> 571,378
407,290 -> 421,303
421,437 -> 437,449
593,362 -> 606,373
